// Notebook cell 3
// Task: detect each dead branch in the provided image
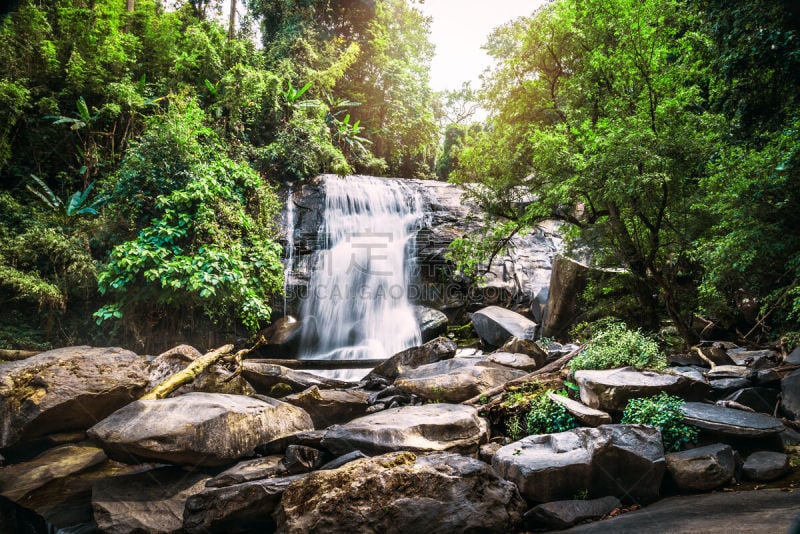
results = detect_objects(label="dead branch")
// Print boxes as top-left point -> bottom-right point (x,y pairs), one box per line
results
0,349 -> 39,361
462,344 -> 585,407
140,344 -> 234,400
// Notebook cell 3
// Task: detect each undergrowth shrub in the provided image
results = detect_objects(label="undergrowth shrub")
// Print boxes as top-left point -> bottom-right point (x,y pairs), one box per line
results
570,321 -> 666,372
621,392 -> 698,452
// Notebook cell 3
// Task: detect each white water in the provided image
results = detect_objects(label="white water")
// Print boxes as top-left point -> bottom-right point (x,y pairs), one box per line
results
283,185 -> 295,317
298,176 -> 426,363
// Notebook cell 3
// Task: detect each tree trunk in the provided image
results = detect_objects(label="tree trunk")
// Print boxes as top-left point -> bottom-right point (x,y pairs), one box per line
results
140,344 -> 233,400
127,0 -> 134,12
228,0 -> 236,41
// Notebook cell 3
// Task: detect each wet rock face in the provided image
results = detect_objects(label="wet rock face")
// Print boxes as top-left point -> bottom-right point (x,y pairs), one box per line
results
492,424 -> 665,505
88,393 -> 314,466
0,346 -> 149,450
274,451 -> 526,534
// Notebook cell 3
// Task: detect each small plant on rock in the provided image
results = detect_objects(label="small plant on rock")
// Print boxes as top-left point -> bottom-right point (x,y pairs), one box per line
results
525,392 -> 578,436
570,321 -> 667,372
621,392 -> 699,452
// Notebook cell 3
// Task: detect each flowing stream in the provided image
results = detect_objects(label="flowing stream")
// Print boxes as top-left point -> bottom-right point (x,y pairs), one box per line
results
298,176 -> 427,364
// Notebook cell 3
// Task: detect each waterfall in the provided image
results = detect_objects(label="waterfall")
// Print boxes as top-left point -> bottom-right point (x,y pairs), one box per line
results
298,176 -> 426,363
283,185 -> 295,317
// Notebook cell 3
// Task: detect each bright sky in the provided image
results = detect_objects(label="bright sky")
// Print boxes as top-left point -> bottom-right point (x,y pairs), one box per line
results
418,0 -> 548,92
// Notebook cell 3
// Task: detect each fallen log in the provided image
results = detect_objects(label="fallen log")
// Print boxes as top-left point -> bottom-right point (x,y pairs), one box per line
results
462,344 -> 585,407
0,349 -> 39,361
140,344 -> 234,400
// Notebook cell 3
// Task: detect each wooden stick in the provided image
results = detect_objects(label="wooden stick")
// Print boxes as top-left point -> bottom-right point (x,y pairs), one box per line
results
140,344 -> 234,400
462,344 -> 584,406
0,349 -> 39,361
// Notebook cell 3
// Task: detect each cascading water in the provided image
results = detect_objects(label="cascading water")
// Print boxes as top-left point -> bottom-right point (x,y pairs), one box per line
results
283,185 -> 295,317
298,176 -> 427,364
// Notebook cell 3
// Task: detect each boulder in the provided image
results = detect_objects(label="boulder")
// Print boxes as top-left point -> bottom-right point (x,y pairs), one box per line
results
472,306 -> 538,347
413,306 -> 448,342
88,393 -> 313,466
709,378 -> 752,398
547,392 -> 612,427
241,361 -> 351,394
492,425 -> 665,504
282,444 -> 323,474
147,345 -> 254,397
695,346 -> 736,367
184,474 -> 306,534
275,451 -> 526,534
727,349 -> 778,369
781,369 -> 800,420
0,346 -> 149,449
707,365 -> 753,379
785,346 -> 800,365
741,451 -> 790,482
367,337 -> 456,381
665,443 -> 735,491
498,337 -> 548,366
525,496 -> 621,530
0,443 -> 106,501
283,386 -> 370,428
92,467 -> 209,534
321,404 -> 490,456
723,387 -> 779,414
394,359 -> 525,402
681,402 -> 785,437
488,352 -> 543,372
254,316 -> 304,357
575,367 -> 709,412
319,450 -> 368,471
205,455 -> 285,488
257,430 -> 326,455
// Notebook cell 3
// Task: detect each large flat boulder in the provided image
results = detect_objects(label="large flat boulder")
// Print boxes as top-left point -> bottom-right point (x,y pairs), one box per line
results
282,386 -> 370,428
88,393 -> 313,466
275,451 -> 525,534
241,361 -> 351,395
681,402 -> 785,437
321,404 -> 490,456
394,359 -> 525,402
367,337 -> 456,381
0,346 -> 149,449
92,467 -> 209,534
472,306 -> 538,347
184,474 -> 306,534
575,367 -> 709,411
665,443 -> 735,491
488,352 -> 543,372
492,425 -> 665,504
0,443 -> 106,502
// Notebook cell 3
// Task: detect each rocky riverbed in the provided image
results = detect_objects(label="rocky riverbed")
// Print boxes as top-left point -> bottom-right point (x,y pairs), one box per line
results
1,309 -> 799,533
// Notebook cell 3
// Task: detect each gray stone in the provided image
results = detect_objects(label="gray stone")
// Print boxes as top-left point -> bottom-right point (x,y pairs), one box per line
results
92,467 -> 209,534
367,337 -> 456,381
254,316 -> 304,357
575,367 -> 709,412
566,488 -> 800,533
668,352 -> 708,367
0,443 -> 106,501
88,393 -> 314,466
727,349 -> 778,369
414,306 -> 449,342
394,359 -> 525,402
319,450 -> 368,471
498,337 -> 548,367
147,345 -> 255,397
492,425 -> 665,504
542,254 -> 589,339
526,496 -> 621,529
256,430 -> 326,455
707,365 -> 753,379
681,402 -> 785,437
723,387 -> 779,414
547,393 -> 612,426
781,369 -> 800,420
742,451 -> 790,481
480,442 -> 503,463
283,386 -> 370,428
753,369 -> 781,387
275,451 -> 526,534
670,366 -> 708,384
665,443 -> 735,491
0,346 -> 149,449
321,404 -> 490,456
709,377 -> 752,398
241,361 -> 351,394
488,351 -> 543,372
472,305 -> 538,347
785,346 -> 800,365
282,444 -> 322,474
695,346 -> 736,367
184,474 -> 306,534
205,455 -> 286,488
